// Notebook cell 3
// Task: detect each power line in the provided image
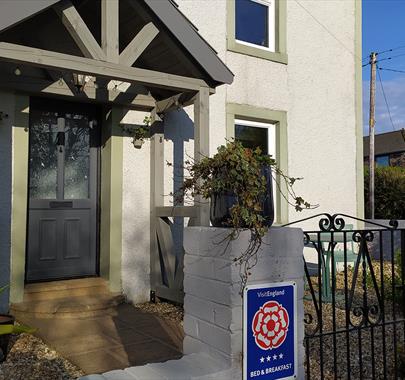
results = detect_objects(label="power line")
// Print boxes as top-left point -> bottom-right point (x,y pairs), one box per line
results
376,44 -> 405,56
293,0 -> 362,63
363,50 -> 405,68
378,67 -> 405,74
376,65 -> 396,132
378,52 -> 405,63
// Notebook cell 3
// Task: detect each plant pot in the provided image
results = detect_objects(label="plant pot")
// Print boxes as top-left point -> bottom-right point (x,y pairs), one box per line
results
133,139 -> 144,149
0,314 -> 15,363
210,165 -> 275,228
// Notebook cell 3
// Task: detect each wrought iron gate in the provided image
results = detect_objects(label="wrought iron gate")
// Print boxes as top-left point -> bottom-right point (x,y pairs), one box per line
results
288,214 -> 405,379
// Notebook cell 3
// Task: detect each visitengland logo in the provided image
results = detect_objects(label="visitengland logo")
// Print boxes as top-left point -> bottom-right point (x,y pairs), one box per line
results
251,300 -> 289,350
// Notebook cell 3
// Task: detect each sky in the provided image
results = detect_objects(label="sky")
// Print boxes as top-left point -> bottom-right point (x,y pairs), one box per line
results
363,0 -> 405,135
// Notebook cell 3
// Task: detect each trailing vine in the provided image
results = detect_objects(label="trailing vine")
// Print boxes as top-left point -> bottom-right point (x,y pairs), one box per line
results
172,140 -> 316,292
122,116 -> 152,148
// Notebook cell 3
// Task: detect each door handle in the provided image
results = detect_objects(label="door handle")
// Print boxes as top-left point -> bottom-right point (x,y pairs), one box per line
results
56,132 -> 65,146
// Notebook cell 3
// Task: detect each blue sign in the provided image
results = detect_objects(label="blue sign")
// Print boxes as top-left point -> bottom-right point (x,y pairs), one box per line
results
243,282 -> 297,380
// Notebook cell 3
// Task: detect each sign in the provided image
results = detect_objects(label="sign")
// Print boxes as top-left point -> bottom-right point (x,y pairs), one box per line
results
243,282 -> 297,380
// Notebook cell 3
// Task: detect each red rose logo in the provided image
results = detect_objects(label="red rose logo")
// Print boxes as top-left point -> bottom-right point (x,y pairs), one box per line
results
252,300 -> 289,350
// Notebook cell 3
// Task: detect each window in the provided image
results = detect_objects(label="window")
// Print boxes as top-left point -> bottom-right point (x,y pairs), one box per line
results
376,155 -> 390,167
228,0 -> 286,63
235,119 -> 277,217
235,0 -> 275,51
227,104 -> 287,223
235,119 -> 275,155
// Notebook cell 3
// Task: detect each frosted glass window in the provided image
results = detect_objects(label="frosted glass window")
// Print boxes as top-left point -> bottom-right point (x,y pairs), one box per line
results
29,111 -> 58,199
64,114 -> 90,199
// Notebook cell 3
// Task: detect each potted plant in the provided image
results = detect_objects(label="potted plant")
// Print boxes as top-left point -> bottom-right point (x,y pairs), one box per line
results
0,285 -> 35,362
174,140 -> 315,290
123,116 -> 151,149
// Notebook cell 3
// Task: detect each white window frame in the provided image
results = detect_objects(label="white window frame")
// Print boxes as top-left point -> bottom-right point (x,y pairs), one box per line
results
235,0 -> 276,52
235,118 -> 278,219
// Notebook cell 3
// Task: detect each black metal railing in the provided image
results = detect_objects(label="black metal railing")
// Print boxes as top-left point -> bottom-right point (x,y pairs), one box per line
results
285,213 -> 405,379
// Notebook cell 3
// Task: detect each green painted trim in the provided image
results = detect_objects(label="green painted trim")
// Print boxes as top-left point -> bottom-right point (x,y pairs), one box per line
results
10,94 -> 29,303
100,107 -> 123,293
355,0 -> 364,219
227,0 -> 287,64
226,103 -> 288,224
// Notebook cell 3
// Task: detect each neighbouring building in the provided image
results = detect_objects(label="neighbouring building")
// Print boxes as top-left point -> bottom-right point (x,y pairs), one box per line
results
364,129 -> 405,168
0,0 -> 363,311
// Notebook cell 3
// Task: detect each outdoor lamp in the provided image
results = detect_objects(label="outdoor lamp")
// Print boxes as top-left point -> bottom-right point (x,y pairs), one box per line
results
72,73 -> 88,92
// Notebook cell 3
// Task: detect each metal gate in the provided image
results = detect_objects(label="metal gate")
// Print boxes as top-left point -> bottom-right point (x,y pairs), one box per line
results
288,213 -> 405,379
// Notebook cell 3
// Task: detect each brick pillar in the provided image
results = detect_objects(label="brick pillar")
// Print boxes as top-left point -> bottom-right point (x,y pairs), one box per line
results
183,227 -> 305,379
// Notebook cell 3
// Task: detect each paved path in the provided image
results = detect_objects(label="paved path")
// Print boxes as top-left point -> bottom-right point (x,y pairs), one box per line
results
17,303 -> 184,375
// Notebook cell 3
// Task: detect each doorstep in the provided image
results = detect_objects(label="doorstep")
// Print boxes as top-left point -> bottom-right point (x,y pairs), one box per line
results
10,279 -> 183,374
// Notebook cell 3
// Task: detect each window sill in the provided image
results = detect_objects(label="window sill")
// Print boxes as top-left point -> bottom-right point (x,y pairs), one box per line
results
228,40 -> 288,64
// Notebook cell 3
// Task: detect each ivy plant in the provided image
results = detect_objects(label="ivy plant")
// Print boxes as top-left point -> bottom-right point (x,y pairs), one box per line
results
123,116 -> 152,147
172,140 -> 316,291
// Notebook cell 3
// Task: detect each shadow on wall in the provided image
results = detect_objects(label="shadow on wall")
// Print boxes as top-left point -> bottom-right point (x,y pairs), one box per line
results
119,107 -> 194,298
162,109 -> 194,271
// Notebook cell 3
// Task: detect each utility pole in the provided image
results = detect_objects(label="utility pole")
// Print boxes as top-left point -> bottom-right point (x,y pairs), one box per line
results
369,52 -> 377,219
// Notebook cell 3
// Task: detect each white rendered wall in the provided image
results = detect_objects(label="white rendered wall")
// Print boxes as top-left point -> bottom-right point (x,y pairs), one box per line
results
0,91 -> 14,312
121,0 -> 359,300
176,0 -> 359,225
121,110 -> 151,303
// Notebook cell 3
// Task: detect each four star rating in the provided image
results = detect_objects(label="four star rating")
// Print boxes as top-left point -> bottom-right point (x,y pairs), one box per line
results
259,353 -> 284,364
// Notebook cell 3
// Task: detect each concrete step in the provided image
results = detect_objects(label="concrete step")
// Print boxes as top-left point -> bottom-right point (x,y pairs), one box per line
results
23,278 -> 109,301
80,353 -> 230,380
12,294 -> 125,319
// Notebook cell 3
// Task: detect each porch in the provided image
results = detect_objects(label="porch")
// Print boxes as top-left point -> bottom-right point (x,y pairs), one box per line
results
0,0 -> 233,375
0,0 -> 233,309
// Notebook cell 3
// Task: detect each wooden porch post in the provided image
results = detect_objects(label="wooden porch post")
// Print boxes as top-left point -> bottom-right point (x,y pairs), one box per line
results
194,86 -> 210,226
150,120 -> 165,294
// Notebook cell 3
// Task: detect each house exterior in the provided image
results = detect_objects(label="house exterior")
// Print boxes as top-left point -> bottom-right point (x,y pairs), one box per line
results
0,0 -> 363,311
364,129 -> 405,167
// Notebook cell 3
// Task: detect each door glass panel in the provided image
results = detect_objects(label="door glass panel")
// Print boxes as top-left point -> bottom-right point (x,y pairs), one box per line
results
29,111 -> 58,199
64,114 -> 90,199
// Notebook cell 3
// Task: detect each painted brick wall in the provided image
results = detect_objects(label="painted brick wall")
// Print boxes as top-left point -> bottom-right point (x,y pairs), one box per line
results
183,226 -> 305,379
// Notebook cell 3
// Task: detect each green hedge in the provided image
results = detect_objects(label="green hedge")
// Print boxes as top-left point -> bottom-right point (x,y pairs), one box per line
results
364,166 -> 405,219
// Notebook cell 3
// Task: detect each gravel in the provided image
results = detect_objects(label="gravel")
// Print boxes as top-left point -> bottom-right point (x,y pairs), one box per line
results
0,333 -> 84,380
134,301 -> 184,325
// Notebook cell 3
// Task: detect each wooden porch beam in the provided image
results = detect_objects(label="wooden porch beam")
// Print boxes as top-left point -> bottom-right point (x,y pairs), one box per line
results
54,1 -> 106,61
0,73 -> 155,110
102,0 -> 119,63
119,22 -> 159,67
155,93 -> 184,114
155,206 -> 197,218
0,42 -> 209,92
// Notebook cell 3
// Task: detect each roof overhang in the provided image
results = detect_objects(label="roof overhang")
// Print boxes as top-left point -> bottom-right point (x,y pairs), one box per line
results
0,0 -> 233,103
0,0 -> 59,33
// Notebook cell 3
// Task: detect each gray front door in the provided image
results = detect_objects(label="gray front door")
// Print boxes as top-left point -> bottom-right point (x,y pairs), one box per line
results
26,98 -> 99,282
